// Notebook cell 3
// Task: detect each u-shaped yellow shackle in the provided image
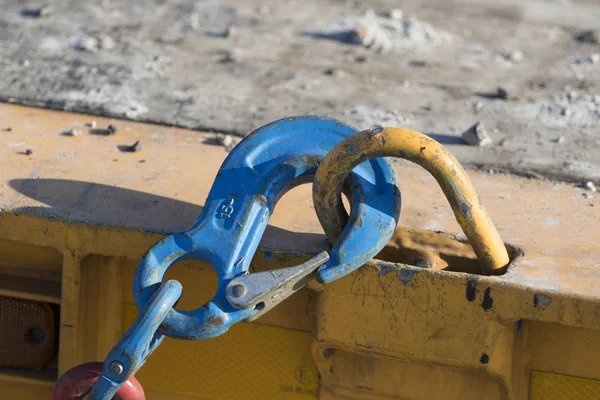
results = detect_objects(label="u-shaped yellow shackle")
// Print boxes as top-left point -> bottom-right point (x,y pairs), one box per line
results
313,127 -> 510,275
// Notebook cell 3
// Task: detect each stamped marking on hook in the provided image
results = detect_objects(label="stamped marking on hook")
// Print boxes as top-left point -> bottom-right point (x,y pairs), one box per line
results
216,196 -> 236,219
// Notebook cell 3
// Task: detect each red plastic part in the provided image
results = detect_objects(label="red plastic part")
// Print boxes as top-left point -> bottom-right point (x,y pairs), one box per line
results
53,362 -> 145,400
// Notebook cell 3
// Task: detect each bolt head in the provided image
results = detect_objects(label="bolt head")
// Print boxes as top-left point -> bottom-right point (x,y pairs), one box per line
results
27,327 -> 46,345
231,284 -> 247,298
109,361 -> 124,375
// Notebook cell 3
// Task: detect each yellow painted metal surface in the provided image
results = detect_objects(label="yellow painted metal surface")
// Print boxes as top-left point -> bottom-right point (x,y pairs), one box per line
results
125,305 -> 319,400
530,371 -> 600,400
0,104 -> 599,399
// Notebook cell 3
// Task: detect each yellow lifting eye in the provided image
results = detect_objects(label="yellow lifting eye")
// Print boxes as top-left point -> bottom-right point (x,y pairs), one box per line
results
312,126 -> 510,275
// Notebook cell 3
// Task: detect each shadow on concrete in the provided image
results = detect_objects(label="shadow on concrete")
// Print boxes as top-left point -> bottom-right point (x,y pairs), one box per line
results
89,128 -> 112,136
302,30 -> 360,45
425,133 -> 465,145
20,8 -> 44,18
474,91 -> 504,100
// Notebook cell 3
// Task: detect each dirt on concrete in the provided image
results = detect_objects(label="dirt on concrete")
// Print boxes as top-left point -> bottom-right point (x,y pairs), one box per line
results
1,0 -> 599,183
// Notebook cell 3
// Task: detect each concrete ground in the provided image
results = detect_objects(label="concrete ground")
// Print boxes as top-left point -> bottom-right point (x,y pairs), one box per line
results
1,0 -> 599,184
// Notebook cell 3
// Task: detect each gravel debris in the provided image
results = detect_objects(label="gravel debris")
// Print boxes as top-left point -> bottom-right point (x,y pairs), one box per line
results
517,91 -> 600,127
313,9 -> 452,53
354,24 -> 392,53
575,30 -> 600,44
503,50 -> 524,63
215,133 -> 241,151
386,9 -> 404,21
1,0 -> 599,185
65,128 -> 82,137
37,4 -> 54,17
189,13 -> 201,31
223,26 -> 238,39
575,53 -> 600,64
497,87 -> 509,100
216,133 -> 233,147
73,37 -> 100,52
324,67 -> 348,77
585,181 -> 597,192
120,141 -> 143,152
91,123 -> 118,136
461,122 -> 493,146
98,36 -> 115,50
218,51 -> 238,64
22,4 -> 53,18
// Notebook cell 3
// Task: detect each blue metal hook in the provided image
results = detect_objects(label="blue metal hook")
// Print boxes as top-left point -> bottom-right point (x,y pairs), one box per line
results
133,116 -> 401,340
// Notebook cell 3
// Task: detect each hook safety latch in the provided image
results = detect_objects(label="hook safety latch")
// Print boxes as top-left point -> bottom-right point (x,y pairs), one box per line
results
226,251 -> 329,320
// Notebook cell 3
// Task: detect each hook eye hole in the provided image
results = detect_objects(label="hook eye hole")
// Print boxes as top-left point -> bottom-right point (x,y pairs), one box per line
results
162,259 -> 219,311
264,183 -> 350,252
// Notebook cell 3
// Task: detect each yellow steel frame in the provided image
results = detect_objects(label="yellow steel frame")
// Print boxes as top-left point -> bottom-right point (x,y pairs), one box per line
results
0,104 -> 599,399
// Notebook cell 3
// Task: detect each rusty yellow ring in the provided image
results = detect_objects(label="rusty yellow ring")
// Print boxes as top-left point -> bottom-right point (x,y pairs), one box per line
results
313,127 -> 510,275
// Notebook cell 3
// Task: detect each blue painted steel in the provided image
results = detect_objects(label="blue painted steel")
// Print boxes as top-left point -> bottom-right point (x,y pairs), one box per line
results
89,280 -> 182,400
133,116 -> 401,340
